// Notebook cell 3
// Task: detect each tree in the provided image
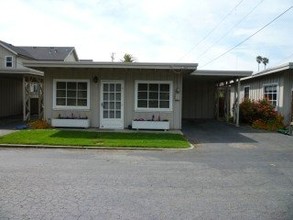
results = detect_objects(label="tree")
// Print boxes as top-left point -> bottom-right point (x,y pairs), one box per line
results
256,56 -> 263,71
262,57 -> 269,69
121,53 -> 136,62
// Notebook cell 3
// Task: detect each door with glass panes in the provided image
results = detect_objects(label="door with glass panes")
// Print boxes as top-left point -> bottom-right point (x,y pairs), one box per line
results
100,81 -> 124,129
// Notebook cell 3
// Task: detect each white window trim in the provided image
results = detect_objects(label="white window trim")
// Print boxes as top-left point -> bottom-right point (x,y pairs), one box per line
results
243,86 -> 250,99
135,80 -> 173,112
263,83 -> 278,109
53,79 -> 90,110
5,56 -> 13,68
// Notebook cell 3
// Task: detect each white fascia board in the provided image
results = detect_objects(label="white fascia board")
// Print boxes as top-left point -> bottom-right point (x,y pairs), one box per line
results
242,62 -> 293,81
23,61 -> 198,70
191,70 -> 252,77
0,42 -> 18,55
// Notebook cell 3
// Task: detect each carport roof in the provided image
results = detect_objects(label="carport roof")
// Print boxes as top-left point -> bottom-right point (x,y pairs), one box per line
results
190,69 -> 252,82
0,67 -> 44,77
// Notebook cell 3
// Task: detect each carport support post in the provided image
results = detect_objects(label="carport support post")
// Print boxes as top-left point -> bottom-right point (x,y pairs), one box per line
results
23,76 -> 31,122
236,77 -> 240,127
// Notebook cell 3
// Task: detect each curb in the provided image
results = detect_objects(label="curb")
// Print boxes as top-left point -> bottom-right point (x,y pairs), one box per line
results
0,143 -> 195,151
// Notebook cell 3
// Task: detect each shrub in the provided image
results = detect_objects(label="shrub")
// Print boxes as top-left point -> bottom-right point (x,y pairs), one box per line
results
240,98 -> 284,131
28,119 -> 51,129
239,98 -> 258,123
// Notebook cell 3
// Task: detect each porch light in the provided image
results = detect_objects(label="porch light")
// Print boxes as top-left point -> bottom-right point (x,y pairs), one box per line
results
93,76 -> 98,83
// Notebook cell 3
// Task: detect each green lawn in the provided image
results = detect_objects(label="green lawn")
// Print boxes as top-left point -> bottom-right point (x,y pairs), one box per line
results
0,129 -> 190,149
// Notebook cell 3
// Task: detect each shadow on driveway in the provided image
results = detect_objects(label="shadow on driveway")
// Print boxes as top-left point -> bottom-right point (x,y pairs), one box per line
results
182,119 -> 261,144
0,115 -> 26,136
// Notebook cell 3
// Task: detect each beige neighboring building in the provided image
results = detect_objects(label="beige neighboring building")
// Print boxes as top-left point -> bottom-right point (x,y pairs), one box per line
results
0,40 -> 78,120
231,62 -> 293,126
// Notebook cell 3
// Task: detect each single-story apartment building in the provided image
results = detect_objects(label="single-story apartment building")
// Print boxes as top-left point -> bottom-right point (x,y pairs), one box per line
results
24,61 -> 251,130
231,62 -> 293,126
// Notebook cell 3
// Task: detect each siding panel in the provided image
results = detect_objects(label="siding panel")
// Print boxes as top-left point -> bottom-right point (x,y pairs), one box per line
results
237,71 -> 293,124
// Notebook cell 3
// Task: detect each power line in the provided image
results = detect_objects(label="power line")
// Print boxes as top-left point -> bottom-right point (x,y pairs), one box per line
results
200,6 -> 293,68
177,0 -> 246,61
198,0 -> 265,59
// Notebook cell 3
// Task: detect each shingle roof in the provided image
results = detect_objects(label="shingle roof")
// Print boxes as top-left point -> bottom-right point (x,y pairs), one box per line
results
0,40 -> 75,61
19,46 -> 75,61
0,40 -> 34,59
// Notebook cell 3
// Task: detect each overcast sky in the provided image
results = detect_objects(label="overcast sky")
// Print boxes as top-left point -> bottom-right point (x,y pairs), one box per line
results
1,0 -> 292,71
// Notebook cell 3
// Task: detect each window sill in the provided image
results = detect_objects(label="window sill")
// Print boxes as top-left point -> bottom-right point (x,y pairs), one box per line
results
135,108 -> 173,112
53,107 -> 90,111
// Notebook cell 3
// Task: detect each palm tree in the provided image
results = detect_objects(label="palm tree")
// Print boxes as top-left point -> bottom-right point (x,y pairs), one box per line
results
121,53 -> 136,62
262,57 -> 269,69
256,56 -> 262,71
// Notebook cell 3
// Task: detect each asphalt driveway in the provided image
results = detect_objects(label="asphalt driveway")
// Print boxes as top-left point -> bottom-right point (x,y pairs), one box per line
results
0,120 -> 292,219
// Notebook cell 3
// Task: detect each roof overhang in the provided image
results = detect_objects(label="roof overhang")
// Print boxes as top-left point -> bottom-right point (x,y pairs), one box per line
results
0,67 -> 44,78
242,62 -> 293,81
0,41 -> 18,55
189,69 -> 252,82
23,61 -> 198,73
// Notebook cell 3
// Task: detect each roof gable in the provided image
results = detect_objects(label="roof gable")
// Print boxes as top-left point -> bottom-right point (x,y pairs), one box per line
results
0,40 -> 77,61
0,40 -> 34,59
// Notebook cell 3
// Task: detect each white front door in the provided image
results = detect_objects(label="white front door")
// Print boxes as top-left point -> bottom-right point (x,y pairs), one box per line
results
100,81 -> 124,129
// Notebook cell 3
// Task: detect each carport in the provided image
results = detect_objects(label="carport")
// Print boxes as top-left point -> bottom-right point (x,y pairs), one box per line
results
182,70 -> 252,126
0,68 -> 44,121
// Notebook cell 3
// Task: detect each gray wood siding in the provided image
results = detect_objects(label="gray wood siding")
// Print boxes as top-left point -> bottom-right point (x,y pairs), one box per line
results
240,74 -> 283,104
43,68 -> 183,129
0,77 -> 22,117
182,76 -> 215,119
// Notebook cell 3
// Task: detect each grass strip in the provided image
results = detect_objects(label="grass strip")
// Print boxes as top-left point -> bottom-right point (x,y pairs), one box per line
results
0,129 -> 190,148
